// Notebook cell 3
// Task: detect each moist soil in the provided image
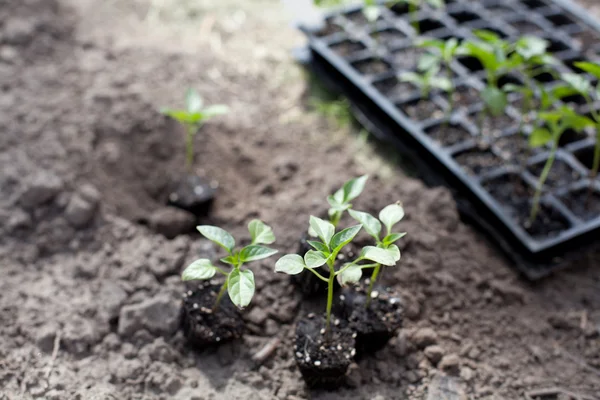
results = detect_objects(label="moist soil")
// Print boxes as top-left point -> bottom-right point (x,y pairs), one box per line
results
168,174 -> 217,217
181,281 -> 245,348
330,40 -> 366,58
454,149 -> 504,176
2,0 -> 600,399
560,188 -> 600,221
373,77 -> 417,101
399,98 -> 445,121
449,85 -> 481,110
527,159 -> 582,190
352,58 -> 391,76
426,123 -> 472,148
294,314 -> 356,389
336,284 -> 404,356
391,47 -> 425,71
510,20 -> 542,35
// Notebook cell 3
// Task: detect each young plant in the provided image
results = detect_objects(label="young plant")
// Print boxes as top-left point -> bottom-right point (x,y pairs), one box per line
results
347,203 -> 406,306
276,215 -> 399,338
417,37 -> 460,112
161,89 -> 229,171
326,175 -> 369,227
400,64 -> 452,99
181,220 -> 277,310
528,107 -> 594,223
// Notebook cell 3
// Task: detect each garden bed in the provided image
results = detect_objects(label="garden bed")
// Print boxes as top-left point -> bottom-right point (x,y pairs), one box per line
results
302,0 -> 600,279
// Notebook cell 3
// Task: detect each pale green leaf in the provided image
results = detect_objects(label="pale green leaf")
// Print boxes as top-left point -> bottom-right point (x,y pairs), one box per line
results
186,88 -> 203,113
361,246 -> 398,266
307,240 -> 329,253
379,204 -> 405,233
562,72 -> 591,94
275,254 -> 305,275
337,264 -> 362,287
238,245 -> 278,263
181,259 -> 216,281
309,216 -> 335,245
304,250 -> 328,269
529,128 -> 552,147
387,244 -> 401,262
203,104 -> 229,118
382,232 -> 407,246
197,225 -> 235,253
574,61 -> 600,80
330,224 -> 362,253
227,269 -> 255,308
348,209 -> 381,239
482,85 -> 507,116
342,175 -> 369,203
248,219 -> 276,245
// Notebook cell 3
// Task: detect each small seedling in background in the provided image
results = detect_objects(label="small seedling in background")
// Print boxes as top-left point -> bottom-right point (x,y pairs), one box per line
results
275,215 -> 397,338
326,175 -> 369,226
400,64 -> 452,99
161,89 -> 229,171
417,37 -> 460,114
528,107 -> 594,223
181,220 -> 277,310
347,203 -> 406,306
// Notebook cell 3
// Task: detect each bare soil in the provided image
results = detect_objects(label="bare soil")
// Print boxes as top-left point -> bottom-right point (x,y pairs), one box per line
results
2,0 -> 600,399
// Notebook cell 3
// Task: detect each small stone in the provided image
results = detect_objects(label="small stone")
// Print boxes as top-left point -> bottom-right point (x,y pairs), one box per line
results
118,294 -> 181,337
149,207 -> 196,239
424,345 -> 445,365
426,375 -> 467,400
19,171 -> 63,209
438,354 -> 461,376
264,319 -> 279,336
97,280 -> 128,320
245,307 -> 268,326
3,18 -> 36,45
35,324 -> 57,353
65,192 -> 98,228
460,366 -> 474,382
412,328 -> 438,348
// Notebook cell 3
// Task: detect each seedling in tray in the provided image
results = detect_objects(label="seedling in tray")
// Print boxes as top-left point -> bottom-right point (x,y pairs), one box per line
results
275,212 -> 399,387
180,220 -> 277,347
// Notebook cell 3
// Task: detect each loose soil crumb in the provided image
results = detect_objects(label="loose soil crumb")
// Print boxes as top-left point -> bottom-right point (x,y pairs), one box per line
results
1,0 -> 600,399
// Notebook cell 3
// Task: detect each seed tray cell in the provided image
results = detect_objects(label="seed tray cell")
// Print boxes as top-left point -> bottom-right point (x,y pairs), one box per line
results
302,0 -> 600,278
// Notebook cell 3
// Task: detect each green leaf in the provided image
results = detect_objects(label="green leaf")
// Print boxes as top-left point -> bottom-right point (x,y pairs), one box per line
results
418,53 -> 440,72
304,250 -> 328,269
309,216 -> 335,245
515,36 -> 548,60
186,88 -> 203,113
430,76 -> 452,92
342,175 -> 369,203
379,204 -> 405,233
382,232 -> 407,246
400,71 -> 423,85
227,269 -> 255,308
197,225 -> 235,253
275,254 -> 305,275
181,259 -> 216,281
348,209 -> 382,239
361,246 -> 398,266
574,61 -> 600,80
427,0 -> 444,8
203,104 -> 229,118
220,254 -> 238,265
474,30 -> 501,44
482,85 -> 507,117
417,38 -> 444,50
363,5 -> 380,22
307,240 -> 329,253
387,244 -> 401,262
327,195 -> 350,212
443,38 -> 459,62
239,245 -> 278,263
248,219 -> 276,245
330,224 -> 362,253
562,72 -> 591,94
337,264 -> 362,287
160,109 -> 204,125
529,128 -> 552,147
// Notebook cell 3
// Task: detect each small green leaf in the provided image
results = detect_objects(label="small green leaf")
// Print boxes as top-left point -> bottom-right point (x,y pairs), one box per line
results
239,245 -> 278,263
443,37 -> 459,62
562,72 -> 591,94
330,224 -> 362,253
248,219 -> 276,245
309,216 -> 335,245
349,209 -> 381,239
400,71 -> 423,85
275,254 -> 306,275
382,232 -> 407,246
574,61 -> 600,80
227,269 -> 255,308
430,76 -> 452,92
161,109 -> 203,125
482,85 -> 507,117
304,250 -> 328,269
361,246 -> 398,266
307,240 -> 329,253
418,53 -> 440,72
186,88 -> 203,113
363,5 -> 380,22
220,254 -> 238,265
197,225 -> 235,253
202,104 -> 229,118
529,128 -> 552,147
515,36 -> 548,60
379,203 -> 405,233
327,195 -> 350,212
337,264 -> 362,287
342,175 -> 369,203
387,244 -> 401,262
427,0 -> 444,8
181,259 -> 216,281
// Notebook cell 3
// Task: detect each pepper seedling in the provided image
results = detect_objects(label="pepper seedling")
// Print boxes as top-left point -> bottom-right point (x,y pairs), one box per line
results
325,175 -> 369,227
276,215 -> 400,338
161,89 -> 229,171
528,107 -> 594,223
400,64 -> 453,99
417,37 -> 460,114
181,220 -> 277,310
347,203 -> 406,306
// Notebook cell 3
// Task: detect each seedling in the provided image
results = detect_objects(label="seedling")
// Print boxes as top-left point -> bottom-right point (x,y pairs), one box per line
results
417,37 -> 460,113
276,214 -> 400,338
347,203 -> 406,306
400,64 -> 452,99
161,89 -> 229,171
326,175 -> 369,227
527,107 -> 594,223
181,220 -> 277,310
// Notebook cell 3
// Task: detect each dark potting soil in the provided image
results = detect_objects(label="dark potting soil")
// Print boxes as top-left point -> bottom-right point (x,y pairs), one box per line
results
510,20 -> 542,35
527,159 -> 582,190
390,47 -> 425,71
294,314 -> 356,389
336,284 -> 403,356
168,174 -> 217,217
472,113 -> 517,138
425,123 -> 472,147
370,28 -> 407,45
454,149 -> 504,175
482,174 -> 571,238
315,20 -> 344,37
559,188 -> 600,221
373,78 -> 417,101
494,133 -> 539,165
352,58 -> 391,75
330,40 -> 366,57
399,98 -> 445,121
181,281 -> 245,348
573,30 -> 600,49
449,86 -> 480,109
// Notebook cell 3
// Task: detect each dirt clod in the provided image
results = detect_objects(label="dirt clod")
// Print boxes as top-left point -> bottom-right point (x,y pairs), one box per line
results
118,294 -> 181,337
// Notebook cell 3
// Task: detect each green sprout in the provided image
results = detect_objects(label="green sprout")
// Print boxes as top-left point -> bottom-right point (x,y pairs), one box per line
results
400,65 -> 452,99
275,214 -> 400,338
326,175 -> 369,227
161,89 -> 229,171
562,63 -> 600,184
528,107 -> 594,223
347,203 -> 406,306
181,220 -> 277,310
417,37 -> 460,113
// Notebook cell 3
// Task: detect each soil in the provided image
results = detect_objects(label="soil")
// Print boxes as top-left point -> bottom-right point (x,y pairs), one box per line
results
560,187 -> 600,221
527,159 -> 582,190
390,47 -> 426,71
425,123 -> 472,148
370,28 -> 406,45
373,77 -> 417,101
181,281 -> 245,348
454,149 -> 504,176
351,58 -> 391,76
494,133 -> 540,165
316,19 -> 344,37
294,314 -> 355,389
572,30 -> 600,50
399,98 -> 446,121
2,0 -> 600,399
471,112 -> 518,138
336,284 -> 404,356
511,20 -> 543,35
330,40 -> 366,58
449,85 -> 481,110
168,174 -> 217,217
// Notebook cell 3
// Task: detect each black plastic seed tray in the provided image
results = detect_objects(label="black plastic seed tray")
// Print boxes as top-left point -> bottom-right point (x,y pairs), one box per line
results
301,0 -> 600,279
